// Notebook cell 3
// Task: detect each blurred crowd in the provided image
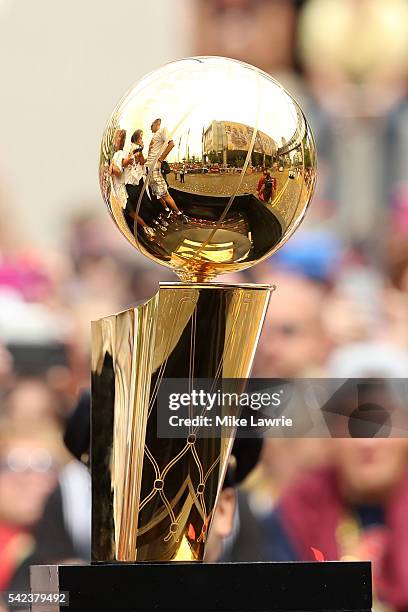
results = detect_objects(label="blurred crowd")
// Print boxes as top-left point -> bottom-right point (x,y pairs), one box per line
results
2,0 -> 408,610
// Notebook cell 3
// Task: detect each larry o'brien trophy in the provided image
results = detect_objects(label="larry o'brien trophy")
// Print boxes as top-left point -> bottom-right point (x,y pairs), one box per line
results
30,57 -> 371,612
93,56 -> 316,564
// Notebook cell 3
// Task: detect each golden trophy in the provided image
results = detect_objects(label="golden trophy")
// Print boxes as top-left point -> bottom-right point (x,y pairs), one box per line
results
92,56 -> 316,563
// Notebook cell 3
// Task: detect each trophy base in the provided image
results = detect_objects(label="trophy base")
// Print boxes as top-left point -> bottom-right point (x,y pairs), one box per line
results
30,561 -> 371,612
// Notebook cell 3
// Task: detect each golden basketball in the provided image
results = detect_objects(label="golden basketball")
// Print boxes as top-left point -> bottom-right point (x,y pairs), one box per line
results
99,56 -> 317,281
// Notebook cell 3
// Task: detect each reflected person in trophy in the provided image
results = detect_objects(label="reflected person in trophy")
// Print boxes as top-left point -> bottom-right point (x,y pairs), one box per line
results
109,128 -> 126,179
108,128 -> 155,240
260,169 -> 276,204
146,118 -> 185,220
122,129 -> 159,240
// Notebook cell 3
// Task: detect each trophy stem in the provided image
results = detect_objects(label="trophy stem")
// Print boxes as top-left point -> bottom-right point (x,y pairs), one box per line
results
91,282 -> 272,562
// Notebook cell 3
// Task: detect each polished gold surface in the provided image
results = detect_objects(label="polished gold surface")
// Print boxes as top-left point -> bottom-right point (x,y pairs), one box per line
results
93,56 -> 315,563
91,283 -> 271,562
99,56 -> 316,282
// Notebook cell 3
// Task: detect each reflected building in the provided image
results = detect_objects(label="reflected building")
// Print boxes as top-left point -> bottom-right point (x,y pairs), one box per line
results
203,121 -> 277,167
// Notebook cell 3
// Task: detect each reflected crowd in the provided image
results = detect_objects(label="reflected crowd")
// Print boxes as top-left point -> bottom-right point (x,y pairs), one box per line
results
2,0 -> 408,611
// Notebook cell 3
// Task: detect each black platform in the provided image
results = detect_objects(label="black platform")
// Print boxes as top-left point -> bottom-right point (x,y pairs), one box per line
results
30,561 -> 372,612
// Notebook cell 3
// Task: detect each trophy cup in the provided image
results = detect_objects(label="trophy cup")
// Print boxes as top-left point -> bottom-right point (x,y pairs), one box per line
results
30,57 -> 372,612
92,56 -> 316,564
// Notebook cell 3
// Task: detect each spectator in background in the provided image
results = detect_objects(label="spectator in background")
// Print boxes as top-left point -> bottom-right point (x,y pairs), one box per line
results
253,439 -> 330,515
253,272 -> 330,377
194,0 -> 303,80
0,420 -> 67,592
297,0 -> 408,250
262,438 -> 408,611
29,454 -> 91,566
2,377 -> 64,428
205,438 -> 265,563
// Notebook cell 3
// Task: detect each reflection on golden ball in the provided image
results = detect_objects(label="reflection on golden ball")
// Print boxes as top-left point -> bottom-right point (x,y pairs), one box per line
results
99,56 -> 316,281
